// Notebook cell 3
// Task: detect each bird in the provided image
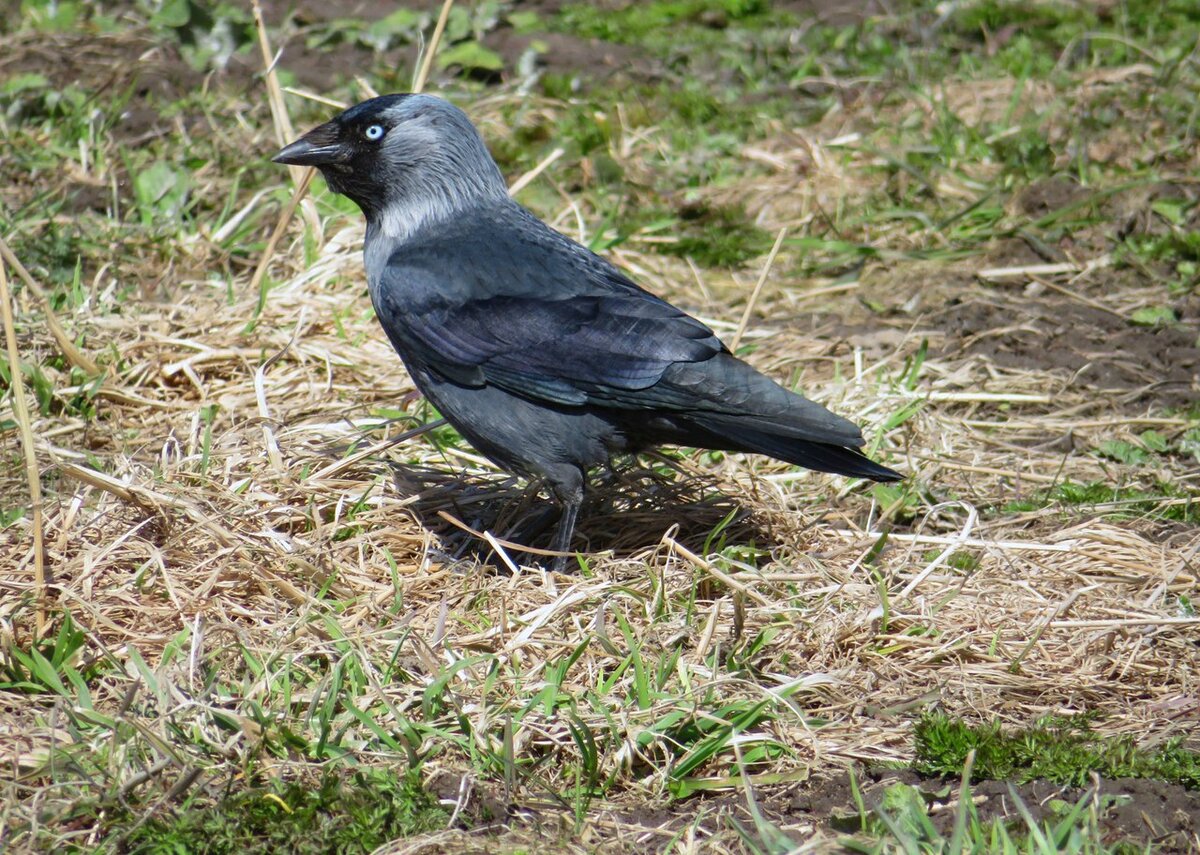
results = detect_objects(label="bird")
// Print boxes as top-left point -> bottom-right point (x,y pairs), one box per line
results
274,94 -> 902,570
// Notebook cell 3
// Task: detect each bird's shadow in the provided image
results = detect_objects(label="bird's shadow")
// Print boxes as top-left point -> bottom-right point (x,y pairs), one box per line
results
385,459 -> 781,570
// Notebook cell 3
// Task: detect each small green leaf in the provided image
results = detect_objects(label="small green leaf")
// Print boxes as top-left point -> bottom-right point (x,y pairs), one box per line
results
28,648 -> 69,696
1139,429 -> 1168,453
363,9 -> 421,50
152,0 -> 191,28
1151,198 -> 1189,226
1129,305 -> 1177,326
436,41 -> 504,72
882,399 -> 922,432
508,11 -> 541,33
134,161 -> 189,226
24,0 -> 82,30
872,483 -> 907,507
1,507 -> 26,527
1097,440 -> 1147,466
2,72 -> 50,97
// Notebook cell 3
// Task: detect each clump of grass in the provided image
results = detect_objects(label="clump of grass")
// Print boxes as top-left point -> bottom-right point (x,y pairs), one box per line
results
556,0 -> 768,44
0,609 -> 95,694
664,202 -> 772,267
836,775 -> 1142,854
1003,480 -> 1200,523
114,768 -> 448,855
914,713 -> 1200,789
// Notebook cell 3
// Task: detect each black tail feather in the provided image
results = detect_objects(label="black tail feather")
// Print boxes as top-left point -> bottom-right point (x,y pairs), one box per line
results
700,421 -> 902,482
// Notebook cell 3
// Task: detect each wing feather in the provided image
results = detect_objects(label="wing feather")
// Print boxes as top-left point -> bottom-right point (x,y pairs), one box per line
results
372,245 -> 724,406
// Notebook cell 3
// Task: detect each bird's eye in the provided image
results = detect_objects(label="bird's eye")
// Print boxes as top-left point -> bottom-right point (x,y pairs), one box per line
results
364,124 -> 385,141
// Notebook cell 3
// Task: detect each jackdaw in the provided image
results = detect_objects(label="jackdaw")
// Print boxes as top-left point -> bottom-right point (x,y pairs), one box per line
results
274,94 -> 902,569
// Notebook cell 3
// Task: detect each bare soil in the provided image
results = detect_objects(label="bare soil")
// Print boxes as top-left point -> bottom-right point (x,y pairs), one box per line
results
431,769 -> 1200,852
260,0 -> 659,88
776,771 -> 1200,853
935,293 -> 1199,409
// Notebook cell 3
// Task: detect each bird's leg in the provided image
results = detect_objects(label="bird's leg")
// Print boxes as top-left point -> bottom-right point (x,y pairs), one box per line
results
545,469 -> 585,573
549,497 -> 580,573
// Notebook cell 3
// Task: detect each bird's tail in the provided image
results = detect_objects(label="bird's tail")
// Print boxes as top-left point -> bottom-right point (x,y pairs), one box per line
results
691,418 -> 902,482
650,355 -> 902,482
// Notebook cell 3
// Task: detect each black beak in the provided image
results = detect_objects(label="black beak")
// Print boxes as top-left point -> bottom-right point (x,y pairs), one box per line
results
273,121 -> 345,166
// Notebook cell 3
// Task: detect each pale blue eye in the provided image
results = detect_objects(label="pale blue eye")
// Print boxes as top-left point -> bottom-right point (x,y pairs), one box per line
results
364,124 -> 384,141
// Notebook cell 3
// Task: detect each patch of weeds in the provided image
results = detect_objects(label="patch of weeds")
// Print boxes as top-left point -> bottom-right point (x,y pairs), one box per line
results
3,80 -> 262,303
723,624 -> 779,677
115,768 -> 448,855
836,774 -> 1140,854
11,0 -> 89,33
951,2 -> 1097,74
1094,429 -> 1180,466
657,699 -> 785,796
871,480 -> 923,525
661,201 -> 772,267
1063,479 -> 1198,522
948,0 -> 1200,71
921,548 -> 980,574
1119,0 -> 1200,54
131,159 -> 192,228
914,712 -> 1200,788
1001,479 -> 1199,523
1121,229 -> 1200,275
658,84 -> 727,128
305,8 -> 421,52
0,346 -> 104,421
990,125 -> 1056,181
0,610 -> 97,696
557,107 -> 616,158
1118,196 -> 1200,290
1127,305 -> 1180,326
145,0 -> 257,71
799,19 -> 917,80
556,0 -> 768,45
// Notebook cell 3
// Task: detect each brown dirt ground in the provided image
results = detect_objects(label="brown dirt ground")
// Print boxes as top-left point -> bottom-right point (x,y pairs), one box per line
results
819,176 -> 1200,413
259,0 -> 659,89
936,294 -> 1199,409
426,768 -> 1200,852
937,179 -> 1200,411
775,771 -> 1200,853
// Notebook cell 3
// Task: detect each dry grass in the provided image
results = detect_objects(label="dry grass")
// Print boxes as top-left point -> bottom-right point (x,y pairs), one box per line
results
1,28 -> 1199,854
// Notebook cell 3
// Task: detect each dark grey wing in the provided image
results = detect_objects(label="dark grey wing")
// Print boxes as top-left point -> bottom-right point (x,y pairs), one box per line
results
372,256 -> 725,407
420,293 -> 724,399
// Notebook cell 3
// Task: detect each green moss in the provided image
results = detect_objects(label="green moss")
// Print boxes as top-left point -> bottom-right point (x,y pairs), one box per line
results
115,768 -> 449,855
915,713 -> 1200,789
